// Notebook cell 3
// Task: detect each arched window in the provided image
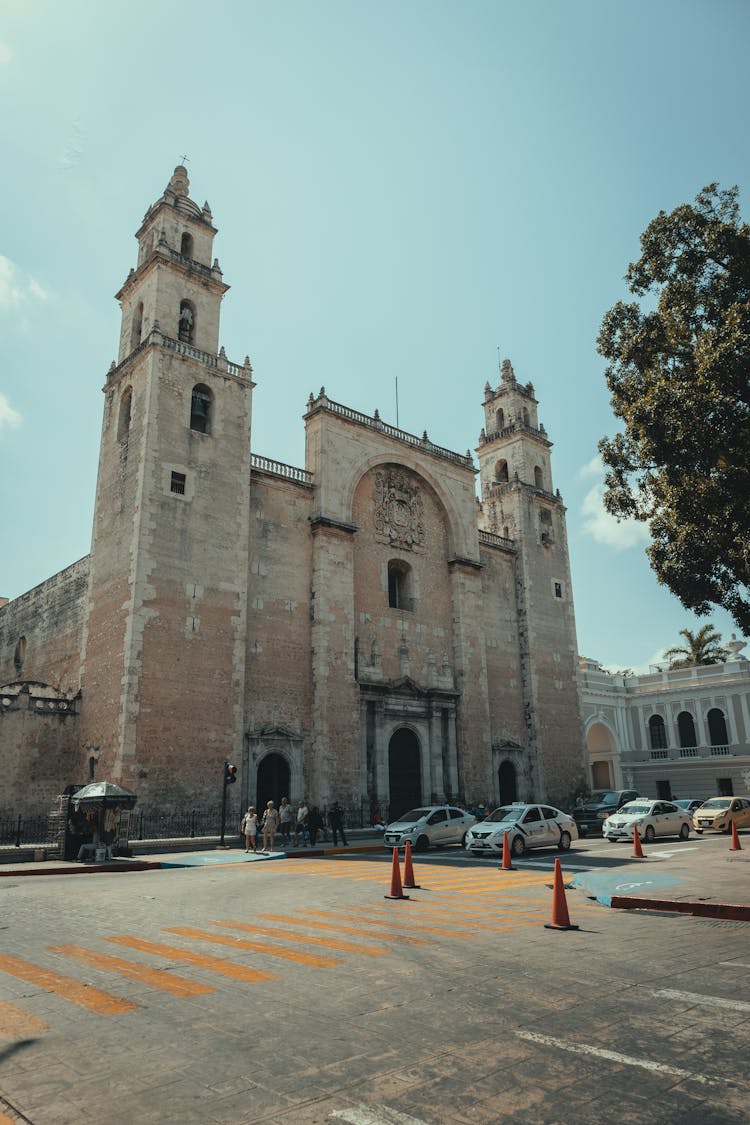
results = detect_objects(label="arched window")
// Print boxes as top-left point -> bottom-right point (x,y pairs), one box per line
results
649,714 -> 668,750
130,301 -> 143,352
534,465 -> 543,489
117,387 -> 132,443
179,299 -> 195,343
523,407 -> 530,426
180,231 -> 194,258
677,711 -> 697,748
707,707 -> 728,746
495,408 -> 505,431
494,459 -> 509,483
388,560 -> 413,611
13,636 -> 26,676
190,384 -> 212,434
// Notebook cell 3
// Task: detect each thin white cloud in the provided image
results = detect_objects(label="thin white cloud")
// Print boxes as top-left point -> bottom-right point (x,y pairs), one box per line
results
60,116 -> 86,171
578,454 -> 649,551
0,42 -> 11,66
0,393 -> 22,431
579,453 -> 604,479
0,255 -> 52,311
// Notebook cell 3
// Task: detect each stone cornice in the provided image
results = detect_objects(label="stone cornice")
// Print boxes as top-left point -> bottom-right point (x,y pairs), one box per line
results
309,514 -> 359,536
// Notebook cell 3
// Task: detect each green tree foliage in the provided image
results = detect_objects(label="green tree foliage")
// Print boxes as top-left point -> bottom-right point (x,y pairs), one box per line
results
662,625 -> 728,669
598,184 -> 750,632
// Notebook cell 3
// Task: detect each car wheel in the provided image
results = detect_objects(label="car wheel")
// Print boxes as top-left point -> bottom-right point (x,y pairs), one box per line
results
510,834 -> 525,857
460,831 -> 467,847
679,823 -> 690,840
722,823 -> 732,835
415,834 -> 430,852
644,824 -> 655,843
558,830 -> 572,851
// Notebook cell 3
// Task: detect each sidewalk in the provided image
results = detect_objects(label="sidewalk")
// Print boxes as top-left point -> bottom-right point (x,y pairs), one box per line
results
572,835 -> 750,921
0,831 -> 386,877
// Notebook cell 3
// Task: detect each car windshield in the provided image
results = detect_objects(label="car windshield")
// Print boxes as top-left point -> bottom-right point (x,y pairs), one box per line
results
486,806 -> 524,823
700,799 -> 731,810
619,803 -> 651,815
395,809 -> 430,822
589,791 -> 620,805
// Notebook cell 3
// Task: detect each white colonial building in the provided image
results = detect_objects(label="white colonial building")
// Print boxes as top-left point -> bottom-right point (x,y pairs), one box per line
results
579,636 -> 750,801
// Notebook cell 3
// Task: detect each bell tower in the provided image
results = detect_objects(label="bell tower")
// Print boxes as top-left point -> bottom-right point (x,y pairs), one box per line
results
80,167 -> 255,807
477,358 -> 586,806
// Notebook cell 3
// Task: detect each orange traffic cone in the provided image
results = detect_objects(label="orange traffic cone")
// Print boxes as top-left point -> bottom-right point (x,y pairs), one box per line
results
730,820 -> 742,851
544,857 -> 579,931
403,840 -> 421,889
632,824 -> 645,859
498,831 -> 514,871
384,846 -> 410,900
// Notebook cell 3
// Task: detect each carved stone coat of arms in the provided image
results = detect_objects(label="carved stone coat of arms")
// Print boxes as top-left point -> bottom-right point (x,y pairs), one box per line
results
373,469 -> 425,549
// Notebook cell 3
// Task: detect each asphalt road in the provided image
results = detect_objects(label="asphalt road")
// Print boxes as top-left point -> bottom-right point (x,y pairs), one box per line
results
1,839 -> 748,1124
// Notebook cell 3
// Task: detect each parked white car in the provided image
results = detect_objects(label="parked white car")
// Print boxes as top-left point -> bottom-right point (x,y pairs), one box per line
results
602,799 -> 692,842
383,806 -> 476,851
465,803 -> 578,857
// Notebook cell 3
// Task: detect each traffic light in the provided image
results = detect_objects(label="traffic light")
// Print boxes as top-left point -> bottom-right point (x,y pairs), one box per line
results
224,763 -> 237,785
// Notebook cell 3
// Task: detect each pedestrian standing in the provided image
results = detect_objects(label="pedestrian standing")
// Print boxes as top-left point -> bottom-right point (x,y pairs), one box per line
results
294,800 -> 309,846
308,806 -> 323,847
279,797 -> 293,846
262,801 -> 279,852
329,801 -> 348,846
242,806 -> 258,852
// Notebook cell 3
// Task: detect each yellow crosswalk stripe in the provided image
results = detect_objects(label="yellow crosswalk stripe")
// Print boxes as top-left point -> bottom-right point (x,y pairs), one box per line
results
213,919 -> 389,957
0,1000 -> 48,1039
291,911 -> 433,944
0,955 -> 137,1016
47,944 -> 215,997
105,936 -> 277,982
164,927 -> 341,968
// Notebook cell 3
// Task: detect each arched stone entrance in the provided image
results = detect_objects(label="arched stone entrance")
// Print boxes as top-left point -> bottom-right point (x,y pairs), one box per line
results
388,728 -> 421,820
256,753 -> 290,813
586,721 -> 616,790
498,759 -> 518,804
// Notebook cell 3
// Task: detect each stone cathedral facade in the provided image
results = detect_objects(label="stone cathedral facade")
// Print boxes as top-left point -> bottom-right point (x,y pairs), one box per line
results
0,167 -> 587,818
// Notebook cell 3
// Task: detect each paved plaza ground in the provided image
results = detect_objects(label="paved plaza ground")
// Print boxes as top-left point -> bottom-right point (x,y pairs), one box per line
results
0,834 -> 748,1124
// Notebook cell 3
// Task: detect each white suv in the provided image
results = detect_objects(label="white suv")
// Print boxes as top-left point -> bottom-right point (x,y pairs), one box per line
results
383,806 -> 476,851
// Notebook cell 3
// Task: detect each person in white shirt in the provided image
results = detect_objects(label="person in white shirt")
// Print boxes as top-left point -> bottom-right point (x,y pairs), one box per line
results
294,801 -> 309,846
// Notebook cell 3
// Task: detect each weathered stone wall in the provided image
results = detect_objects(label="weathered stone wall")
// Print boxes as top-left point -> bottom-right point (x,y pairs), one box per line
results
0,559 -> 89,693
0,685 -> 80,815
244,471 -> 314,801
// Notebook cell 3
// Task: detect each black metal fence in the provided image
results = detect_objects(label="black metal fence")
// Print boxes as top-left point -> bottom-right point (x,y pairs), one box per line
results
0,814 -> 57,848
128,807 -> 245,841
1,801 -> 377,849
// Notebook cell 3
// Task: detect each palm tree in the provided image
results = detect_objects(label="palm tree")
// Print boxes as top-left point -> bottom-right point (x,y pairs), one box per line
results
663,626 -> 729,669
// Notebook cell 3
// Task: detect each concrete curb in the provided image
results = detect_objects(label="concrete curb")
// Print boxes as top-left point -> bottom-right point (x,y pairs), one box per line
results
609,895 -> 750,922
0,860 -> 161,877
0,843 -> 384,876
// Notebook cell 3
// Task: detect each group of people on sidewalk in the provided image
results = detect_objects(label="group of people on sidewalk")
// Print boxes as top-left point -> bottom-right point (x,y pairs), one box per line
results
240,797 -> 348,853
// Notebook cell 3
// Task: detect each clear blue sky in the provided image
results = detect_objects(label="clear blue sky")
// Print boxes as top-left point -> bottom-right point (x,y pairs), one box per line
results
1,0 -> 748,671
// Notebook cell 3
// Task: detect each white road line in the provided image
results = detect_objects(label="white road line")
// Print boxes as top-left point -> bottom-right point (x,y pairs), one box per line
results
654,989 -> 750,1013
720,962 -> 750,969
329,1106 -> 428,1124
514,1030 -> 733,1087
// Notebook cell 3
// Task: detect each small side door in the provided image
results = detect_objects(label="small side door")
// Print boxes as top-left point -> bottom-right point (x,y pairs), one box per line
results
447,807 -> 469,844
540,807 -> 563,846
425,808 -> 450,846
519,806 -> 546,847
657,801 -> 680,836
